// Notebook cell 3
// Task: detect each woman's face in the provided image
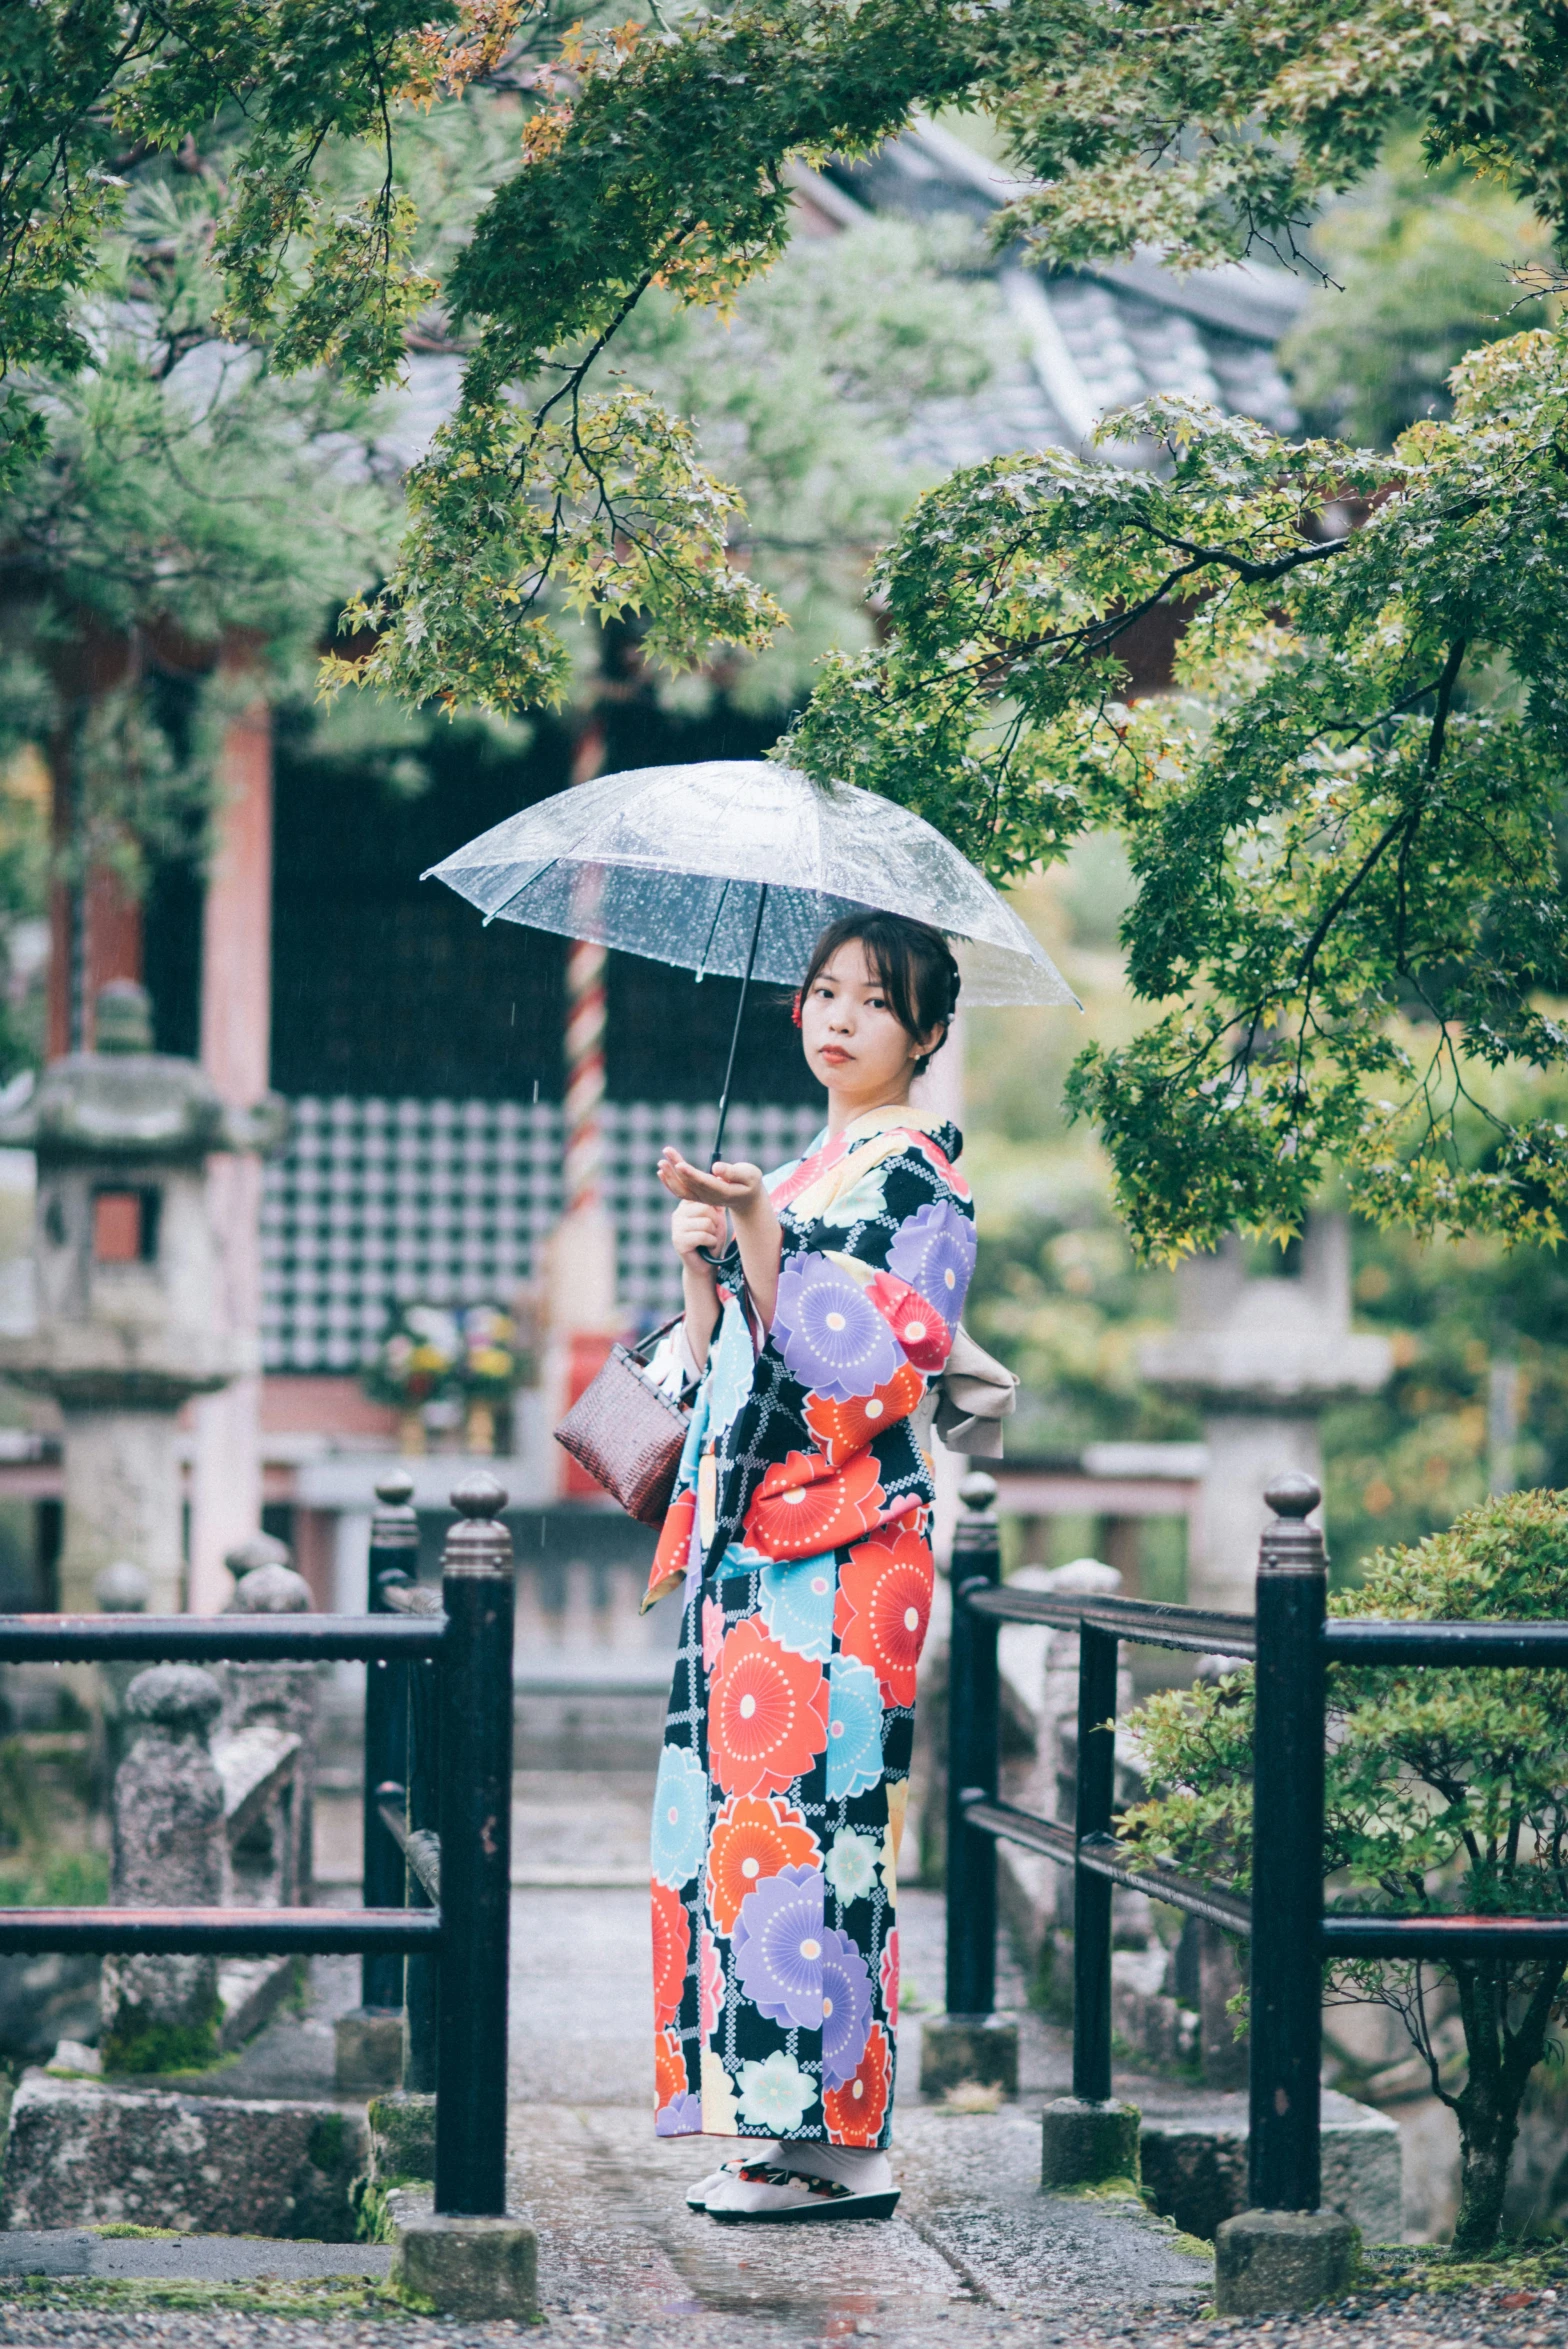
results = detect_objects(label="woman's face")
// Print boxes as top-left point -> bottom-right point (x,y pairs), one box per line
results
800,942 -> 937,1105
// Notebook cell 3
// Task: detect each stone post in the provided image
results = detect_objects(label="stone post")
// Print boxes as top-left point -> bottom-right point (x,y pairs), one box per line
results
101,1665 -> 226,2074
225,1532 -> 291,1595
94,1558 -> 150,1794
221,1557 -> 317,1905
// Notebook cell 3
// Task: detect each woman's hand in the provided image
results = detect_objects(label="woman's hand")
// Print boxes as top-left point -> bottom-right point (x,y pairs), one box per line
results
664,1180 -> 723,1370
671,1198 -> 725,1267
658,1148 -> 765,1216
659,1148 -> 781,1329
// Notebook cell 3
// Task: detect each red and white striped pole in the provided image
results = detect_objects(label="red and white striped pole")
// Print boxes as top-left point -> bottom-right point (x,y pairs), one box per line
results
562,937 -> 606,1222
548,726 -> 620,1494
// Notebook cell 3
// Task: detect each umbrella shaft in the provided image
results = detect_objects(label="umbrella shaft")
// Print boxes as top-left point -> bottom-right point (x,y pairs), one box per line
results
697,885 -> 769,1284
710,884 -> 768,1169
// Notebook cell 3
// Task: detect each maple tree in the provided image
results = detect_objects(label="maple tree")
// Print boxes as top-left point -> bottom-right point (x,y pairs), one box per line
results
11,0 -> 1568,1249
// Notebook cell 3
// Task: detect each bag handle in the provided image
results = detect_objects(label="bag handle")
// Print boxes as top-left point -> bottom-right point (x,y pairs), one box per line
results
629,1313 -> 684,1368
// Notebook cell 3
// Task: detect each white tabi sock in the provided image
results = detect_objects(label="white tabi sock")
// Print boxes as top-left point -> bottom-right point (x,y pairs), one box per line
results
775,2141 -> 892,2191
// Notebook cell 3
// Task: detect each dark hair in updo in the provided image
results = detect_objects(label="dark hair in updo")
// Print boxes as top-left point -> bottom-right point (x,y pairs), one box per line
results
800,912 -> 961,1077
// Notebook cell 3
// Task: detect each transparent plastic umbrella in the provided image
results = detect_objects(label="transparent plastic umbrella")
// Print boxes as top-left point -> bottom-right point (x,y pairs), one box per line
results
425,758 -> 1078,1154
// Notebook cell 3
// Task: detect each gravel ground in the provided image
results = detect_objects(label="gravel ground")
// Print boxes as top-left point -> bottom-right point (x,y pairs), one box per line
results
0,2261 -> 1564,2349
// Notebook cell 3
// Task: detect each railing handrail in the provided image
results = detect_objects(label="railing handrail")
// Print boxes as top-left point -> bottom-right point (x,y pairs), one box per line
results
966,1578 -> 1568,1667
1321,1913 -> 1568,1953
963,1582 -> 1256,1658
0,1907 -> 437,1954
0,1613 -> 445,1663
1322,1618 -> 1568,1665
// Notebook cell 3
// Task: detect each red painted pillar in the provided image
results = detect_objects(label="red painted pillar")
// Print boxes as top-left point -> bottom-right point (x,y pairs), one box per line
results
187,686 -> 274,1613
44,631 -> 146,1056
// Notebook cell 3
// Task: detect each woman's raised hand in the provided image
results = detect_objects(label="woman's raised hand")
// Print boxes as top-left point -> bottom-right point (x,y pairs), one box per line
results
657,1147 -> 765,1214
659,1146 -> 781,1331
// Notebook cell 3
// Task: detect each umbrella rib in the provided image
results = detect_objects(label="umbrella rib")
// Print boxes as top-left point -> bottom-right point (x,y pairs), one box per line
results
694,878 -> 731,980
480,856 -> 562,926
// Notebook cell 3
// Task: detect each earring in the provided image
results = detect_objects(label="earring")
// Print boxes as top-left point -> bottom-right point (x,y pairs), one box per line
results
790,992 -> 803,1028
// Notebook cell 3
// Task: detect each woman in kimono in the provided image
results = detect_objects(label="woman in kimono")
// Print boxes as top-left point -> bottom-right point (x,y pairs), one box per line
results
645,909 -> 976,2224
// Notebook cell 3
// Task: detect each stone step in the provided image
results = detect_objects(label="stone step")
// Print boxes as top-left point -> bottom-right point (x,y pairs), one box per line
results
0,2229 -> 392,2283
1,2072 -> 367,2237
1136,2086 -> 1402,2242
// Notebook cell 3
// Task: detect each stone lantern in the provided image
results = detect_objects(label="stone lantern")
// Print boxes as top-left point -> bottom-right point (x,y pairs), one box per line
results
0,982 -> 285,1614
1141,1214 -> 1392,1613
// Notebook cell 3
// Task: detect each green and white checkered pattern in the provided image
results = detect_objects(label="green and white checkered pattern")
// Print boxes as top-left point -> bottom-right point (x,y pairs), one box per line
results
261,1096 -> 823,1371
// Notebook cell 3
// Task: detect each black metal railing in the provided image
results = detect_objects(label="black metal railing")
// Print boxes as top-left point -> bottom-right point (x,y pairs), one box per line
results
945,1466 -> 1568,2216
362,1468 -> 458,2103
0,1470 -> 515,2220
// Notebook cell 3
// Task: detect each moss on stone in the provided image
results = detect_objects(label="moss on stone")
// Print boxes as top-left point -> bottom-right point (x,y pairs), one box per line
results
0,2277 -> 405,2319
352,2178 -> 399,2246
308,2111 -> 348,2172
99,2012 -> 220,2077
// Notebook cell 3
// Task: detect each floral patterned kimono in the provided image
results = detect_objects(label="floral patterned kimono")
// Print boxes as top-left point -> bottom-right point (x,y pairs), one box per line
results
642,1107 -> 976,2149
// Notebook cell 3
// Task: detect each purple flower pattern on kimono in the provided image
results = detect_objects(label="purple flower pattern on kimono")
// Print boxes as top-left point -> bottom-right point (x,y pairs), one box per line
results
772,1254 -> 899,1401
819,1927 -> 873,2087
732,1864 -> 826,2029
888,1198 -> 977,1316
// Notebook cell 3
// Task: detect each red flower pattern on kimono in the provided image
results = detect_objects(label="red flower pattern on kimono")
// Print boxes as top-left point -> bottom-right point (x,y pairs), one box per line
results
744,1449 -> 884,1562
880,1929 -> 900,2033
708,1619 -> 831,1799
650,1876 -> 690,2029
643,1487 -> 696,1611
654,2025 -> 686,2112
701,1594 -> 724,1676
705,1793 -> 821,1934
699,1928 -> 724,2039
802,1362 -> 923,1468
824,2021 -> 892,2144
834,1529 -> 935,1708
863,1270 -> 952,1372
768,1129 -> 854,1211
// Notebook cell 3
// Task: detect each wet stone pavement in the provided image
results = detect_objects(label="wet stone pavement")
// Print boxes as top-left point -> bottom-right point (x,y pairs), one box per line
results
0,1881 -> 1561,2346
503,1883 -> 1209,2341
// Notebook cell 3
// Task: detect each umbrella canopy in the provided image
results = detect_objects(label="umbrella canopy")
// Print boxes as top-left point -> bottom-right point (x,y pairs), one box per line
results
424,759 -> 1077,1010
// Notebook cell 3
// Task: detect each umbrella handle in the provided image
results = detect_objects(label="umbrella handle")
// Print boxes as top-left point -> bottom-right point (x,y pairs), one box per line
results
698,883 -> 768,1268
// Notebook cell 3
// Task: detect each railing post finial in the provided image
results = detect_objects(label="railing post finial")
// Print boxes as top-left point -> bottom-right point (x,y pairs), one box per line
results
441,1475 -> 512,1580
372,1468 -> 418,1555
1260,1472 -> 1327,1578
954,1470 -> 998,1557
